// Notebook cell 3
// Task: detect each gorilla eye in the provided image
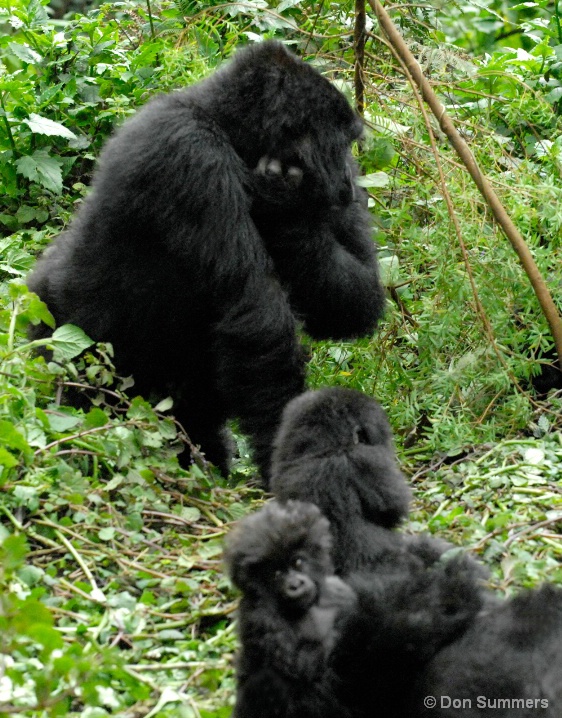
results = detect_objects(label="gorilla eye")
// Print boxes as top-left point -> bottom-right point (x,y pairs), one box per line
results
292,556 -> 304,571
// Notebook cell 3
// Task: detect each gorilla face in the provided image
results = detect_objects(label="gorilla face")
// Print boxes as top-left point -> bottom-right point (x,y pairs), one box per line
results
225,500 -> 334,618
208,40 -> 364,209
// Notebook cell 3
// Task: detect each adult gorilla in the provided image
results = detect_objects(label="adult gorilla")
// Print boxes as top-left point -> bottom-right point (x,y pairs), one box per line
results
27,41 -> 385,480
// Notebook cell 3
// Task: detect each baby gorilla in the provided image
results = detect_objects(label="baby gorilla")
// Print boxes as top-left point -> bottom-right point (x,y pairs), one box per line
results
270,387 -> 450,574
224,500 -> 356,718
225,500 -> 486,718
27,41 -> 385,480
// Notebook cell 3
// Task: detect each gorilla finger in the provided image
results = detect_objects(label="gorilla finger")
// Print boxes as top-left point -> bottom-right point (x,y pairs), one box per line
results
265,158 -> 283,176
255,155 -> 270,175
287,166 -> 304,187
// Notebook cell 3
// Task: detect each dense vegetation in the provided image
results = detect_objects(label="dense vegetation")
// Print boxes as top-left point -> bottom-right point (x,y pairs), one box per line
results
1,0 -> 562,714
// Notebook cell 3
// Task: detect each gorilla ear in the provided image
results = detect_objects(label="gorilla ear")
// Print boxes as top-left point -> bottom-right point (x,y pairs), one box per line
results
223,540 -> 251,592
223,514 -> 267,592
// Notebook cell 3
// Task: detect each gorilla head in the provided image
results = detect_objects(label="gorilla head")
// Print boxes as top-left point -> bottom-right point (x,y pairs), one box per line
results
225,500 -> 335,617
202,41 -> 364,208
271,387 -> 411,531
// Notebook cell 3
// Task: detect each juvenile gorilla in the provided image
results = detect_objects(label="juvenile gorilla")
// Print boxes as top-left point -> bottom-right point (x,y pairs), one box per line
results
270,387 -> 450,574
225,500 -> 486,718
27,41 -> 385,479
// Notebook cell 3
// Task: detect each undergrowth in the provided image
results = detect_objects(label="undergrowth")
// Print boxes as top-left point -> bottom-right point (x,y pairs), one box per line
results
1,0 -> 562,714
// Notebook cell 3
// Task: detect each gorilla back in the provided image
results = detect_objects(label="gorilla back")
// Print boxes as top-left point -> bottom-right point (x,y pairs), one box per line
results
27,41 -> 385,479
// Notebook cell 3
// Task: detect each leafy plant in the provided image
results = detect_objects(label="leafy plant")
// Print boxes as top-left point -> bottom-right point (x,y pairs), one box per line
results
1,0 -> 562,714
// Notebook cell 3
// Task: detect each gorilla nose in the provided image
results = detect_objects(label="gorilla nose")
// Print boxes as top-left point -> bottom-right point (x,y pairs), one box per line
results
286,575 -> 306,597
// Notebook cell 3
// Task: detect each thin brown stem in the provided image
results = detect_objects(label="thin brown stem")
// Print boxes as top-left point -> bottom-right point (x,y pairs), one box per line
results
368,0 -> 562,371
354,0 -> 367,116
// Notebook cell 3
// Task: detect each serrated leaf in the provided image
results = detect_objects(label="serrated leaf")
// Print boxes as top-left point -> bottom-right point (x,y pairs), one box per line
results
16,150 -> 64,193
538,414 -> 550,432
15,205 -> 37,224
84,407 -> 109,428
15,155 -> 39,181
23,113 -> 76,139
51,324 -> 94,361
7,42 -> 42,64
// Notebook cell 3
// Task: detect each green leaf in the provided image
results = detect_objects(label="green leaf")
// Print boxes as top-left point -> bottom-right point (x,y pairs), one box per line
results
356,171 -> 390,189
84,407 -> 109,428
179,506 -> 201,522
99,527 -> 116,541
368,138 -> 396,170
0,447 -> 18,469
47,412 -> 82,433
378,255 -> 401,286
23,113 -> 77,139
0,214 -> 18,231
15,205 -> 38,224
154,396 -> 174,412
51,324 -> 94,361
28,622 -> 64,652
16,150 -> 64,194
1,535 -> 28,571
0,420 -> 30,452
26,293 -> 55,328
7,42 -> 42,64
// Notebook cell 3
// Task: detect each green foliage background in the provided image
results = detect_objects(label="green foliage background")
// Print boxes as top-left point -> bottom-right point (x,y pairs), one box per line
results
1,0 -> 562,714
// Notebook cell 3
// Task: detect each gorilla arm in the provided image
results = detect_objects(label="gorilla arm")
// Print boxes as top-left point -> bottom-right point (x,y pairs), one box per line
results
233,575 -> 356,718
258,198 -> 386,340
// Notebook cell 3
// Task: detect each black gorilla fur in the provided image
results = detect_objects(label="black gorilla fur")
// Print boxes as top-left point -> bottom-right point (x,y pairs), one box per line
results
224,500 -> 356,718
27,41 -> 385,479
414,584 -> 562,717
225,500 -> 487,718
270,387 -> 450,574
258,388 -> 562,717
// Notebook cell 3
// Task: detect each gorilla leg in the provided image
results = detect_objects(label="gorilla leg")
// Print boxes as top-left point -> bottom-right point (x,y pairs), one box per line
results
213,278 -> 306,483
